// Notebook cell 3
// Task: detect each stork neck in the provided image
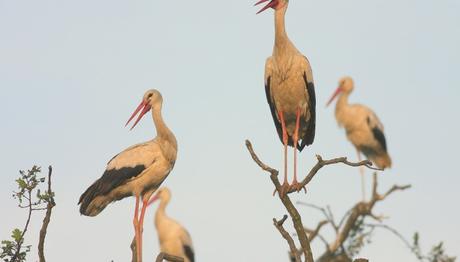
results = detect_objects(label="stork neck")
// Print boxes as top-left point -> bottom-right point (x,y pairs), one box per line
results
335,92 -> 350,114
152,104 -> 177,148
155,198 -> 170,227
273,6 -> 294,56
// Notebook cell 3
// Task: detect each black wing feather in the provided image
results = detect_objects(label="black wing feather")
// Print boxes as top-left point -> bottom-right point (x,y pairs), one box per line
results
78,165 -> 145,214
265,76 -> 284,144
183,245 -> 195,262
298,72 -> 316,151
371,127 -> 387,151
367,116 -> 388,151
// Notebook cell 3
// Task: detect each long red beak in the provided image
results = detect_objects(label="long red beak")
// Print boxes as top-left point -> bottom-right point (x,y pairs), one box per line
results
255,0 -> 278,14
326,87 -> 342,107
125,100 -> 151,130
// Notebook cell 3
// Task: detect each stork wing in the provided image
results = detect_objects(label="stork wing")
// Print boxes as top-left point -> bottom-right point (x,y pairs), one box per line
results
78,141 -> 159,210
299,57 -> 316,151
366,111 -> 387,151
181,230 -> 195,262
264,57 -> 283,144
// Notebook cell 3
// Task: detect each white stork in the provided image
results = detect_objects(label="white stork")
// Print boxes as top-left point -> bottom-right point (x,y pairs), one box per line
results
327,77 -> 391,198
149,187 -> 195,262
255,0 -> 316,195
78,89 -> 177,262
327,77 -> 391,169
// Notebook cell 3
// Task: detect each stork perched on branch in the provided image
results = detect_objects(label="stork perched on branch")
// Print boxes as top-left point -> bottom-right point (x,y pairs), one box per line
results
149,188 -> 195,262
78,89 -> 177,262
255,0 -> 316,196
327,77 -> 391,169
327,77 -> 391,198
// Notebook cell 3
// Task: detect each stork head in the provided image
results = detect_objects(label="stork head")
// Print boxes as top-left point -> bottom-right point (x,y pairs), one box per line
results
148,187 -> 171,206
255,0 -> 288,14
125,89 -> 163,130
326,77 -> 354,107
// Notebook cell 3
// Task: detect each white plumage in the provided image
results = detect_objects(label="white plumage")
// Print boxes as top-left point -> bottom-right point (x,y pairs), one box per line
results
327,77 -> 391,169
150,188 -> 195,262
256,0 -> 316,195
79,89 -> 177,262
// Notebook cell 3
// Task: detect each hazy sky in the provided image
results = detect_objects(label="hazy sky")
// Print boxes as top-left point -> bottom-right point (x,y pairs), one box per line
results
1,0 -> 459,261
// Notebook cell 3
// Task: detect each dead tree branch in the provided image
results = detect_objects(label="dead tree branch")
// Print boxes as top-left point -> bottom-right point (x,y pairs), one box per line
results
130,236 -> 137,262
290,155 -> 379,194
245,139 -> 376,262
315,174 -> 411,261
305,220 -> 329,242
274,215 -> 301,262
246,140 -> 314,262
38,166 -> 55,262
155,252 -> 184,262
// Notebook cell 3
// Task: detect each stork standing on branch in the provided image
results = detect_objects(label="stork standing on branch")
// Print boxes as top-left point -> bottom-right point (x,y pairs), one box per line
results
149,187 -> 195,262
255,0 -> 316,196
78,89 -> 177,262
327,77 -> 391,198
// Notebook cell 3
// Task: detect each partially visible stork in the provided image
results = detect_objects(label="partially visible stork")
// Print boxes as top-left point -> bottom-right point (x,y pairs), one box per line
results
255,0 -> 316,196
149,187 -> 195,262
78,89 -> 177,262
327,77 -> 391,197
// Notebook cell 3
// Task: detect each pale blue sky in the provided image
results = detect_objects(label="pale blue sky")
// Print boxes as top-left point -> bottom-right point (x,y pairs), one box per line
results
1,0 -> 459,261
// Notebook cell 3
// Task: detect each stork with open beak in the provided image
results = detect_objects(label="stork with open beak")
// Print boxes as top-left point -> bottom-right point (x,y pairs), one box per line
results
149,188 -> 195,262
255,0 -> 316,196
78,89 -> 177,262
327,77 -> 392,197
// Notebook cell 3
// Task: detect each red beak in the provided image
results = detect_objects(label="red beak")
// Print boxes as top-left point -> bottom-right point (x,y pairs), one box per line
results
147,192 -> 160,206
255,0 -> 278,14
326,87 -> 342,107
125,100 -> 151,130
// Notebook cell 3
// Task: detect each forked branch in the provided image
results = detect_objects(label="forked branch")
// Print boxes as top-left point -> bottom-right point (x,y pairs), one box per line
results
245,139 -> 386,262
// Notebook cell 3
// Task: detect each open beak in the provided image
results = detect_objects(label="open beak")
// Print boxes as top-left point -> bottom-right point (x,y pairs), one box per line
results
125,100 -> 151,130
255,0 -> 278,14
326,87 -> 342,107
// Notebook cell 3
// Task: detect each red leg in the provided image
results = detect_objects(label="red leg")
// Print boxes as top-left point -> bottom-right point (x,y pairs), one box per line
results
291,108 -> 306,193
133,195 -> 141,262
137,196 -> 151,262
276,110 -> 290,197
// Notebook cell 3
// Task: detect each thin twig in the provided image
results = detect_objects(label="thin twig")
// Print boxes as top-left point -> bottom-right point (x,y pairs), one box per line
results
287,155 -> 379,194
316,173 -> 411,261
274,215 -> 301,262
364,223 -> 413,250
297,202 -> 339,234
12,190 -> 33,261
305,220 -> 328,242
38,166 -> 55,262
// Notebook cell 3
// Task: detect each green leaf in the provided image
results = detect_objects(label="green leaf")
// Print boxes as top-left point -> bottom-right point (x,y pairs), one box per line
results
11,229 -> 22,243
16,179 -> 27,189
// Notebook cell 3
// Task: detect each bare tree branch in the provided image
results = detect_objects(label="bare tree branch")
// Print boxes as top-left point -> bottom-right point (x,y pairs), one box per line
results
290,155 -> 380,194
364,223 -> 414,251
155,252 -> 184,262
131,236 -> 137,262
316,174 -> 411,261
305,220 -> 329,242
273,215 -> 301,262
297,202 -> 339,234
246,140 -> 314,262
38,166 -> 55,262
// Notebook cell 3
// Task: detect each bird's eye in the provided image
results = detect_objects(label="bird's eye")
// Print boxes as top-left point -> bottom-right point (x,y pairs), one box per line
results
147,93 -> 153,98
